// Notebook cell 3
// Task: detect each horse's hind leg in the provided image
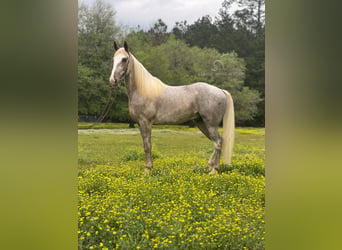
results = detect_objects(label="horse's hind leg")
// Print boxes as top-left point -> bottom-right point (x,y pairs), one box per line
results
194,118 -> 210,140
194,119 -> 222,175
138,119 -> 153,175
206,126 -> 223,175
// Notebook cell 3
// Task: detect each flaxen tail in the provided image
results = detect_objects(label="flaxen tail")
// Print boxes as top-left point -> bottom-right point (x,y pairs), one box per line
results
222,90 -> 235,165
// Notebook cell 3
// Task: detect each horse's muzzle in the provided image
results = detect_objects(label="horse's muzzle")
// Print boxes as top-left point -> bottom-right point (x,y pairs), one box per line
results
109,76 -> 119,87
114,78 -> 119,86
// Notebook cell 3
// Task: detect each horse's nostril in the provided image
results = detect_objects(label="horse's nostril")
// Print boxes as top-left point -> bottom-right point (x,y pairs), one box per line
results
114,78 -> 119,86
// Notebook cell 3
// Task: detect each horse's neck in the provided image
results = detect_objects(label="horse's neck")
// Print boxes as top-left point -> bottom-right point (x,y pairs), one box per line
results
125,56 -> 166,100
124,58 -> 137,99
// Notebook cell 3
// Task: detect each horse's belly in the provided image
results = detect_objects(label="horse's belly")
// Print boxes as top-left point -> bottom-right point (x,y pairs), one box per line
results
154,112 -> 199,125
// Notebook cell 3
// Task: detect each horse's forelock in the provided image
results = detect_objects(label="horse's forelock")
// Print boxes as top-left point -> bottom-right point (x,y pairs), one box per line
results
114,48 -> 129,57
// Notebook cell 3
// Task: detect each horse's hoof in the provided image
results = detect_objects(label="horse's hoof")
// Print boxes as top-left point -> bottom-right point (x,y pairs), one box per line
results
209,169 -> 218,176
144,168 -> 151,175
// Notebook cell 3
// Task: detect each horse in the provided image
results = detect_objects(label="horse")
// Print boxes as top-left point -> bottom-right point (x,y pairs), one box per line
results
109,41 -> 235,175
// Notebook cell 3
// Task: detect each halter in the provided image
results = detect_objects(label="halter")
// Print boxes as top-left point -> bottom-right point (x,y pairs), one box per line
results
123,52 -> 131,76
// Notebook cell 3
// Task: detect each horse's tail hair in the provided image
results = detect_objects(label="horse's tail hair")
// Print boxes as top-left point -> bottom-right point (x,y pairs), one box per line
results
222,90 -> 235,165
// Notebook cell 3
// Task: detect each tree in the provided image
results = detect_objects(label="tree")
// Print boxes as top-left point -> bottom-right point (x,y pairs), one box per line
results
182,15 -> 218,49
172,21 -> 188,40
235,0 -> 265,34
158,35 -> 195,85
78,0 -> 121,72
219,0 -> 265,35
147,19 -> 169,46
78,0 -> 121,117
78,62 -> 112,116
216,0 -> 265,126
233,87 -> 261,122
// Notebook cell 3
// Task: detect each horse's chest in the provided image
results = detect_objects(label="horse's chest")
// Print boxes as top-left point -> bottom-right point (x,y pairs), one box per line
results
128,102 -> 138,121
128,98 -> 156,121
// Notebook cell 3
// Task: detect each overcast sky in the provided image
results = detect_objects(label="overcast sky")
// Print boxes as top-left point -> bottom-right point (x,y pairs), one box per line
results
80,0 -> 224,31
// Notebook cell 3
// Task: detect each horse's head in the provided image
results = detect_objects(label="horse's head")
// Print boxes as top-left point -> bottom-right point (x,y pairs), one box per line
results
109,41 -> 130,87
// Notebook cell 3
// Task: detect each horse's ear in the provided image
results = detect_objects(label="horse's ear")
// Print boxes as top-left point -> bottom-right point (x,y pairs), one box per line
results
124,41 -> 129,52
113,41 -> 119,51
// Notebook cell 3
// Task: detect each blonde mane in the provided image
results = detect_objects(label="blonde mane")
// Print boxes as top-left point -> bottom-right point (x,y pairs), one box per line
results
131,55 -> 167,98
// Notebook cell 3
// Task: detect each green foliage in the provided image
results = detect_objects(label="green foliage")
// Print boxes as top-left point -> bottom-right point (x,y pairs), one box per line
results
190,46 -> 221,84
78,0 -> 122,117
78,126 -> 265,249
78,0 -> 120,72
107,87 -> 130,122
234,87 -> 262,122
158,36 -> 195,85
78,63 -> 111,115
147,19 -> 169,46
172,20 -> 188,40
184,15 -> 219,49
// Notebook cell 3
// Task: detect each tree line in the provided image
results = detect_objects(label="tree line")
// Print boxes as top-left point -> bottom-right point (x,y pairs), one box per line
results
78,0 -> 265,126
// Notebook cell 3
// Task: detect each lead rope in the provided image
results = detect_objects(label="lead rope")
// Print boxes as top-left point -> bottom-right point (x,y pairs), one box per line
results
79,87 -> 116,129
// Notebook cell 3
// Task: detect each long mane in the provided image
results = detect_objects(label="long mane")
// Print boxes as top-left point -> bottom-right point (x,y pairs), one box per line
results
131,55 -> 167,98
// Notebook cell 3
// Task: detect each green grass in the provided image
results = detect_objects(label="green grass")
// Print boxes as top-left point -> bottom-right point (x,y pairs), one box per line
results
78,122 -> 131,130
78,124 -> 265,249
78,122 -> 201,130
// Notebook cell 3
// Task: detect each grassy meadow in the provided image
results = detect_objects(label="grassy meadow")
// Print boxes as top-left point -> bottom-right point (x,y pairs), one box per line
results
78,123 -> 265,249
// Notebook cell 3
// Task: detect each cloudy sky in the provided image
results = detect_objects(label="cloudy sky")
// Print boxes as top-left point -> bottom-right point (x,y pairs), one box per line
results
80,0 -> 224,31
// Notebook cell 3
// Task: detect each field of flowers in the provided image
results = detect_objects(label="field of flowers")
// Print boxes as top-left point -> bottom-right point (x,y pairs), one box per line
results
78,125 -> 265,249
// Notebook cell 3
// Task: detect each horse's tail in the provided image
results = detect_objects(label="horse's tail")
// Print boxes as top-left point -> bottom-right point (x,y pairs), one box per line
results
222,90 -> 235,165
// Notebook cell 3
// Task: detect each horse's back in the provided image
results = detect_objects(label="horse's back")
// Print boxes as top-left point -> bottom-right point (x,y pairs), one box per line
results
190,82 -> 226,98
159,82 -> 225,104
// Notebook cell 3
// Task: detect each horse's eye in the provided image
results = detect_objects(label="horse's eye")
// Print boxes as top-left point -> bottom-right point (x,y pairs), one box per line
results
122,58 -> 127,63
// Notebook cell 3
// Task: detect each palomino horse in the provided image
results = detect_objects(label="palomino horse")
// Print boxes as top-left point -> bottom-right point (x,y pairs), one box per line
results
109,41 -> 234,175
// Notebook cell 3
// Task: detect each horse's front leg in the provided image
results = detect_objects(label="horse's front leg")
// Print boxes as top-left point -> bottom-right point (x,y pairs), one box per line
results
138,120 -> 153,175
